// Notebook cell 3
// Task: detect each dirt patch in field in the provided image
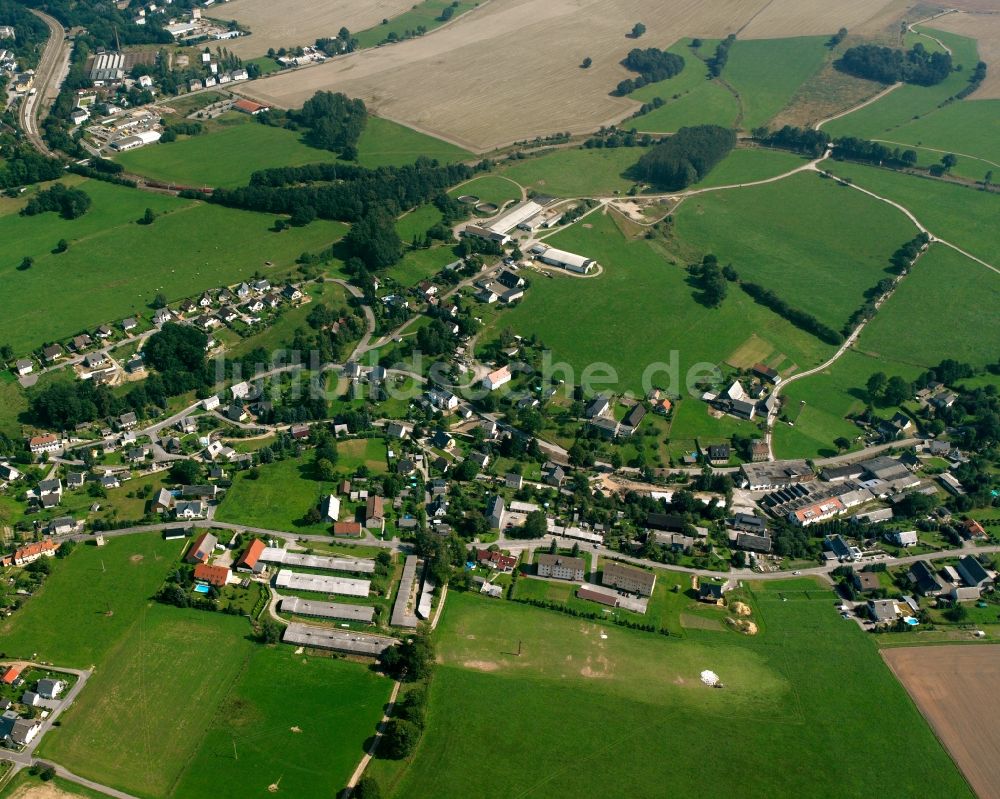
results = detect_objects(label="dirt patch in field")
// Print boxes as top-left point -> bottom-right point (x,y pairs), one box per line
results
220,0 -> 415,58
9,785 -> 83,799
130,554 -> 144,563
463,660 -> 500,671
241,0 -> 899,151
933,12 -> 1000,98
884,644 -> 1000,799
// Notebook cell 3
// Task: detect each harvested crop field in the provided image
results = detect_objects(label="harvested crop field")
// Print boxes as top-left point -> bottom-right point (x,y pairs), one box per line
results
883,645 -> 1000,799
219,0 -> 415,58
933,11 -> 1000,98
240,0 -> 900,151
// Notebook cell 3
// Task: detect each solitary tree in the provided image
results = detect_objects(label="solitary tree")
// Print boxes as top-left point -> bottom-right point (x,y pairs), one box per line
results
834,436 -> 851,452
54,238 -> 68,253
983,170 -> 993,188
631,22 -> 646,38
18,256 -> 33,271
940,153 -> 958,172
581,56 -> 592,68
141,207 -> 156,225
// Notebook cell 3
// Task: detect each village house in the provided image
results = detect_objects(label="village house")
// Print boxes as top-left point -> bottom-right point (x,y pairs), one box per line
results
185,531 -> 217,564
602,561 -> 656,596
476,549 -> 517,572
365,495 -> 385,533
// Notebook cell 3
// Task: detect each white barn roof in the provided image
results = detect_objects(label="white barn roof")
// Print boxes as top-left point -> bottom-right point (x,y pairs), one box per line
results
274,569 -> 370,597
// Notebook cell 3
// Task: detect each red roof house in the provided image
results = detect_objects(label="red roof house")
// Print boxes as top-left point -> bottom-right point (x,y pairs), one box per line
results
193,563 -> 230,587
235,539 -> 266,573
1,664 -> 23,685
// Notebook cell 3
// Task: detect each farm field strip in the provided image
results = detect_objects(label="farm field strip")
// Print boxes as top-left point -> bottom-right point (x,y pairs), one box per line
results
240,0 -> 900,151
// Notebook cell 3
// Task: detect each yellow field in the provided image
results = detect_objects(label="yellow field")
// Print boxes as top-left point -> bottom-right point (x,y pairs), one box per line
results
239,0 -> 900,151
219,0 -> 415,58
934,11 -> 1000,98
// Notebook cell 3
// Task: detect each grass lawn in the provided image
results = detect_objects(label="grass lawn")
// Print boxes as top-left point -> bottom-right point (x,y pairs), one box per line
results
480,210 -> 832,394
823,28 -> 981,141
384,245 -> 459,287
380,585 -> 970,798
498,147 -> 649,197
823,161 -> 1000,269
0,179 -> 346,355
338,437 -> 389,473
172,646 -> 392,799
0,534 -> 185,668
857,243 -> 1000,368
669,395 -> 760,443
39,606 -> 253,798
673,171 -> 916,331
353,0 -> 477,50
395,203 -> 443,242
355,116 -> 472,169
215,453 -> 340,533
725,36 -> 831,129
688,147 -> 810,189
447,174 -> 523,207
0,376 -> 27,439
116,115 -> 343,189
771,349 -> 922,459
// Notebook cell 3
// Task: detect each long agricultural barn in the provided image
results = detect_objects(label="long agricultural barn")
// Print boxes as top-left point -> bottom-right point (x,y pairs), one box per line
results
489,200 -> 544,235
281,622 -> 395,656
536,246 -> 597,274
280,596 -> 375,624
259,547 -> 375,574
274,568 -> 370,597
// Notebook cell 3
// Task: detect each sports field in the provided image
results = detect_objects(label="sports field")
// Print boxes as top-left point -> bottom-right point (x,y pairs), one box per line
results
241,0 -> 898,151
824,161 -> 1000,268
884,645 -> 1000,799
674,171 -> 916,331
380,584 -> 970,798
478,210 -> 832,397
172,647 -> 392,799
0,179 -> 346,354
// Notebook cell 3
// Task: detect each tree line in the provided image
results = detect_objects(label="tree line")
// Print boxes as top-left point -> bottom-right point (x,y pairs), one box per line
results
740,282 -> 844,345
612,47 -> 685,96
836,42 -> 952,86
630,124 -> 735,190
751,125 -> 830,157
707,34 -> 736,77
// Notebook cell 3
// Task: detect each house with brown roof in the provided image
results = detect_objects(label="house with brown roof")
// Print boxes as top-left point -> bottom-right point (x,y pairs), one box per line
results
194,563 -> 230,587
185,532 -> 217,564
333,521 -> 364,538
235,539 -> 266,574
852,571 -> 881,593
365,495 -> 385,532
476,549 -> 517,572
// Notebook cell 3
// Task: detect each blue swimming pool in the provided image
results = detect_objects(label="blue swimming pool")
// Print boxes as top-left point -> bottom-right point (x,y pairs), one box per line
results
193,584 -> 210,594
903,616 -> 919,626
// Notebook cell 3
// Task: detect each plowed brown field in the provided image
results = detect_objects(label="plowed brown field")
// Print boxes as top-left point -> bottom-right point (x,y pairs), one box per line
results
883,644 -> 1000,799
238,0 -> 900,151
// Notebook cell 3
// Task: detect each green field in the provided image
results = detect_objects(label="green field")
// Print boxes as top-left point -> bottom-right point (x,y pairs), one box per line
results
823,160 -> 1000,267
823,28 -> 981,141
447,174 -> 523,207
0,535 -> 184,667
116,114 -> 471,188
674,171 -> 916,330
355,115 -> 472,168
353,0 -> 477,49
215,441 -> 386,532
116,116 -> 343,188
381,585 -> 970,798
499,147 -> 649,197
858,243 -> 1000,368
172,647 -> 392,799
632,36 -> 829,132
0,178 -> 346,354
479,210 -> 832,396
385,245 -> 459,287
725,36 -> 831,129
40,606 -> 254,797
688,147 -> 810,188
395,203 -> 444,242
0,376 -> 27,438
